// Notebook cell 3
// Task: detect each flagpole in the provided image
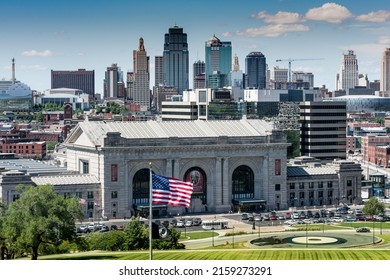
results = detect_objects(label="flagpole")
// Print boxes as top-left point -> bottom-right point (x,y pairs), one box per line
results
149,162 -> 153,261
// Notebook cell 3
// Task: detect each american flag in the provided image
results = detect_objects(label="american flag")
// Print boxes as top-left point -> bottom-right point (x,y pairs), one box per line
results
152,173 -> 193,208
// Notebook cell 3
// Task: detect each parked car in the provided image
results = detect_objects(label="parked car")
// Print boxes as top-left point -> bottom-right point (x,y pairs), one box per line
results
284,212 -> 292,219
185,219 -> 193,227
292,212 -> 300,219
277,214 -> 285,220
356,227 -> 370,233
241,213 -> 249,220
345,215 -> 357,222
176,219 -> 186,228
254,214 -> 262,221
263,213 -> 270,221
192,217 -> 202,226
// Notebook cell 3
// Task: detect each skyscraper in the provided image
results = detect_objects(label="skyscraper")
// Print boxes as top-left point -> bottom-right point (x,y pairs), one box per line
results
300,101 -> 347,161
245,52 -> 266,89
51,69 -> 95,98
163,25 -> 189,94
103,63 -> 124,99
154,56 -> 163,87
133,37 -> 150,110
193,60 -> 205,89
205,35 -> 232,88
336,50 -> 359,91
381,48 -> 390,92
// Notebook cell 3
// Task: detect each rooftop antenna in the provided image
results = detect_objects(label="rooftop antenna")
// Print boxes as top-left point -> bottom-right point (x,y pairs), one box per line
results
12,58 -> 16,84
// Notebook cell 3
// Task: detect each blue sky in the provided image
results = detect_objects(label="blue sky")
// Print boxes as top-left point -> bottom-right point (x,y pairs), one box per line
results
1,0 -> 389,93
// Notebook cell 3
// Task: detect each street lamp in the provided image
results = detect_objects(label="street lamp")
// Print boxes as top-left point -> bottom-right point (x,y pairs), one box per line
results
372,219 -> 375,244
211,227 -> 215,247
258,219 -> 261,237
305,222 -> 308,248
232,226 -> 235,248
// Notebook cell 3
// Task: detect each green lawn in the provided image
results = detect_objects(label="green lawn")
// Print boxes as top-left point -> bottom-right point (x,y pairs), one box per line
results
339,221 -> 390,229
39,248 -> 390,260
180,231 -> 219,240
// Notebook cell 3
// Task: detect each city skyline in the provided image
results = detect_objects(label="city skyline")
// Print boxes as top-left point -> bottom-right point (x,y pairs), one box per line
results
1,0 -> 389,93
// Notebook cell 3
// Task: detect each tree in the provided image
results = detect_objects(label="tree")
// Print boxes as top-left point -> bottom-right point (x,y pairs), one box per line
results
123,217 -> 149,250
0,202 -> 8,260
362,197 -> 385,219
3,185 -> 84,260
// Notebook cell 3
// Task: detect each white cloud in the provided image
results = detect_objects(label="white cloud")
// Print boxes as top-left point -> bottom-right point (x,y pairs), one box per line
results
236,24 -> 309,37
378,37 -> 390,45
356,10 -> 390,23
252,11 -> 303,24
305,3 -> 353,24
20,65 -> 47,71
21,50 -> 53,57
222,32 -> 233,37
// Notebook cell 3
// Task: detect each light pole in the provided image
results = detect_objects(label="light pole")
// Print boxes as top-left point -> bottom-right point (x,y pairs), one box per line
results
232,226 -> 235,248
372,219 -> 375,244
305,222 -> 308,248
258,219 -> 261,237
212,227 -> 215,247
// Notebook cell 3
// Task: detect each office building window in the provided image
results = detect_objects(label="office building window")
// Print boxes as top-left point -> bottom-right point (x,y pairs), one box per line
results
80,160 -> 89,174
111,191 -> 118,199
275,184 -> 280,191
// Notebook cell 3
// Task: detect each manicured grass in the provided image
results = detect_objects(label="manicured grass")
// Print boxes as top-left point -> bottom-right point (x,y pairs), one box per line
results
39,248 -> 390,260
180,231 -> 218,240
290,224 -> 350,231
340,221 -> 390,229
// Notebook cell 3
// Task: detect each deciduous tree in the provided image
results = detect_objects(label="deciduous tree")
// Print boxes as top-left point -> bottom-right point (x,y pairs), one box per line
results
3,185 -> 83,260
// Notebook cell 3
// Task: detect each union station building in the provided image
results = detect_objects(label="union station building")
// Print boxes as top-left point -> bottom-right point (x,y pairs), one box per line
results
0,119 -> 362,220
63,119 -> 289,218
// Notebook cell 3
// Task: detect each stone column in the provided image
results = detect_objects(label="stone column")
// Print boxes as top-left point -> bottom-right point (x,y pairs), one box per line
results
166,159 -> 173,177
124,161 -> 131,218
215,157 -> 222,206
222,157 -> 229,208
173,159 -> 180,179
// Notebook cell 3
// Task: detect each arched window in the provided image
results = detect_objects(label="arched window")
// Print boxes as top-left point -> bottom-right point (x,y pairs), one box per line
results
184,167 -> 207,204
132,168 -> 149,205
232,165 -> 254,199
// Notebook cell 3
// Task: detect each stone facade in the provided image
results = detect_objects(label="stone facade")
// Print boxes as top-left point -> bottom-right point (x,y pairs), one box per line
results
64,120 -> 289,219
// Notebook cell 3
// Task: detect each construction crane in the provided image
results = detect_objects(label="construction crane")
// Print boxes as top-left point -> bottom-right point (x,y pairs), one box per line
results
275,58 -> 323,83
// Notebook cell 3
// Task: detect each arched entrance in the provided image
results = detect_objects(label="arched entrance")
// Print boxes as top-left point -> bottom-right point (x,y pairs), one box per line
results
231,165 -> 263,212
132,169 -> 167,218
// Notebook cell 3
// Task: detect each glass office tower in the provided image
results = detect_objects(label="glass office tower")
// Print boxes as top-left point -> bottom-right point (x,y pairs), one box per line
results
245,52 -> 266,89
163,25 -> 189,95
205,35 -> 232,88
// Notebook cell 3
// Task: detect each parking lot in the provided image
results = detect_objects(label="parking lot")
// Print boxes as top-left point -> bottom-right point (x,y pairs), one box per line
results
76,205 -> 390,235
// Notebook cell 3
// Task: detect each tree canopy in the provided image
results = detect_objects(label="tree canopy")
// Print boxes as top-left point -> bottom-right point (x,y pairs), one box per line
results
362,196 -> 385,218
2,185 -> 83,260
